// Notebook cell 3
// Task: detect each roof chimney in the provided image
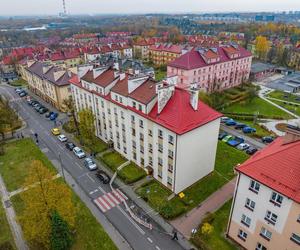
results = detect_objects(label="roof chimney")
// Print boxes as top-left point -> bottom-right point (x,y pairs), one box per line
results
189,84 -> 200,111
283,124 -> 300,144
157,83 -> 175,114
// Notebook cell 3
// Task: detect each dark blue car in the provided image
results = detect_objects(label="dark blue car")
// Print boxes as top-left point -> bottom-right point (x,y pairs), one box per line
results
50,113 -> 58,120
243,126 -> 257,134
225,119 -> 237,126
227,136 -> 245,147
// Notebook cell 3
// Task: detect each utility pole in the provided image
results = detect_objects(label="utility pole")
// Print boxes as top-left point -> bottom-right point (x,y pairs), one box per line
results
58,153 -> 66,182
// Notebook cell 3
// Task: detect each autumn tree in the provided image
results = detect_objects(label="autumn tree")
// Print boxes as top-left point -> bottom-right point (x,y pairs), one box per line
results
19,161 -> 75,249
201,222 -> 214,239
62,96 -> 80,135
78,108 -> 96,145
255,36 -> 270,60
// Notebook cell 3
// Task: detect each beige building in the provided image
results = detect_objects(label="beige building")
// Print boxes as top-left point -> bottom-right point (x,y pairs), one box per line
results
25,61 -> 74,111
227,125 -> 300,250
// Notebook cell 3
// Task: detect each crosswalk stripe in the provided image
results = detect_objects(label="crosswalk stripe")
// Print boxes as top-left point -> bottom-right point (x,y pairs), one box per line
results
97,196 -> 111,210
103,194 -> 116,207
107,192 -> 120,205
115,189 -> 128,200
94,198 -> 107,212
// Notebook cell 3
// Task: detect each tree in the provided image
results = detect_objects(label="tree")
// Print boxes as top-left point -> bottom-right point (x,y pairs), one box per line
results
78,108 -> 96,145
62,96 -> 80,135
50,211 -> 73,250
255,36 -> 270,60
19,161 -> 75,249
201,223 -> 214,238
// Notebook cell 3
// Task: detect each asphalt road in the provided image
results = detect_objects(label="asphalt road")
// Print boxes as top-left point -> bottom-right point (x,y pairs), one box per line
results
0,85 -> 184,250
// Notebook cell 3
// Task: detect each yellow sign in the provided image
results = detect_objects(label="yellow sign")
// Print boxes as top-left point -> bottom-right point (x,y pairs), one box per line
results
179,192 -> 185,199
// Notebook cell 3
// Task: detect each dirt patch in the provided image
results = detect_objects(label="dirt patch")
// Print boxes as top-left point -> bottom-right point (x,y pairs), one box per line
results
275,123 -> 288,132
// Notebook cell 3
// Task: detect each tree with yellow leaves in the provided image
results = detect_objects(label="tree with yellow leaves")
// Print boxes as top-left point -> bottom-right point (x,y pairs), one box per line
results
19,160 -> 75,249
255,36 -> 270,60
201,222 -> 214,238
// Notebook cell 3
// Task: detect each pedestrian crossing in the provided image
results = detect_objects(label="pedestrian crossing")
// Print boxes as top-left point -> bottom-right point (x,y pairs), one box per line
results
94,189 -> 128,213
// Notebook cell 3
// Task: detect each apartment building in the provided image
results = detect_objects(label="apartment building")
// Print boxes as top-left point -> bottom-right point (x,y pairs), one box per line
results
25,61 -> 74,111
227,125 -> 300,250
70,65 -> 222,193
167,44 -> 252,92
149,44 -> 188,66
133,38 -> 157,61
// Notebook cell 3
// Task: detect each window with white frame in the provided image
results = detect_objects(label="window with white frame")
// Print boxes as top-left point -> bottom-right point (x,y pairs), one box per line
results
140,133 -> 144,141
260,227 -> 272,240
149,156 -> 153,166
140,145 -> 144,154
168,149 -> 173,159
148,129 -> 152,137
167,177 -> 172,185
158,144 -> 163,153
168,135 -> 174,145
131,115 -> 135,122
241,214 -> 251,227
148,143 -> 153,153
265,210 -> 278,225
256,242 -> 267,250
158,129 -> 163,139
158,157 -> 163,166
245,198 -> 255,211
139,120 -> 143,128
270,192 -> 283,206
168,163 -> 173,173
291,233 -> 300,245
249,180 -> 260,193
238,229 -> 247,241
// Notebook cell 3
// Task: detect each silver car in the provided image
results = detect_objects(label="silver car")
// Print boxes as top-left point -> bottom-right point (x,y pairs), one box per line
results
236,143 -> 250,151
73,147 -> 85,158
84,158 -> 97,171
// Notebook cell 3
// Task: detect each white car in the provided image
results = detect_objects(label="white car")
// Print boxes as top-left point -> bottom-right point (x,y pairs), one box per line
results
84,157 -> 97,171
236,143 -> 250,151
73,147 -> 86,159
57,134 -> 68,142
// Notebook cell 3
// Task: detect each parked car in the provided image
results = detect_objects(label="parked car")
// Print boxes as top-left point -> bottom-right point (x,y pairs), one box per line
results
51,128 -> 60,136
35,105 -> 43,112
57,134 -> 67,142
234,123 -> 247,130
73,147 -> 85,159
225,119 -> 237,126
222,135 -> 234,142
50,112 -> 58,120
227,136 -> 244,147
19,91 -> 27,97
262,136 -> 274,144
32,102 -> 40,108
221,117 -> 230,123
246,147 -> 258,155
236,143 -> 250,150
39,107 -> 48,114
84,157 -> 97,171
65,142 -> 76,151
242,126 -> 257,134
96,170 -> 110,184
15,88 -> 23,93
31,101 -> 39,107
45,111 -> 54,118
218,132 -> 228,140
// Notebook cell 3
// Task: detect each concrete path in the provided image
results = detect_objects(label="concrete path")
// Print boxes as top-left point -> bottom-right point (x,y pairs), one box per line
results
0,175 -> 28,250
170,177 -> 236,239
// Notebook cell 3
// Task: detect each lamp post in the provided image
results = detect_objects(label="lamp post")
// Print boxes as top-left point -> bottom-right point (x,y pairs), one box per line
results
58,153 -> 66,182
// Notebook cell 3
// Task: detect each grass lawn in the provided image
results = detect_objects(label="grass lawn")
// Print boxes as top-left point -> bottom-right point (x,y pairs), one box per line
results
136,142 -> 249,219
75,135 -> 108,154
0,202 -> 16,249
2,139 -> 116,250
191,199 -> 237,250
271,100 -> 300,117
155,70 -> 166,81
236,120 -> 273,138
0,139 -> 56,192
11,188 -> 117,250
267,90 -> 300,104
10,79 -> 28,87
100,151 -> 127,171
222,97 -> 292,119
118,163 -> 147,184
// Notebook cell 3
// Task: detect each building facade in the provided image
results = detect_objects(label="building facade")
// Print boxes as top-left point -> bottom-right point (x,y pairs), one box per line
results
227,125 -> 300,250
25,61 -> 73,111
167,44 -> 252,92
70,66 -> 222,193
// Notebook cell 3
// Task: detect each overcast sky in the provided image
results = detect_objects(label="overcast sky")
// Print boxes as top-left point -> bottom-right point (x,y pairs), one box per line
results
1,0 -> 300,16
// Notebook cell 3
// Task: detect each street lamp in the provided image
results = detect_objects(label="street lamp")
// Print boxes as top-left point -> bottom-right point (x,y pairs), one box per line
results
58,153 -> 66,182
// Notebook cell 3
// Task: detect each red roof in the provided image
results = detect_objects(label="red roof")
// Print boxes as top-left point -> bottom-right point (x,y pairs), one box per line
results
128,79 -> 156,104
81,69 -> 117,88
237,137 -> 300,203
150,44 -> 183,54
168,45 -> 252,70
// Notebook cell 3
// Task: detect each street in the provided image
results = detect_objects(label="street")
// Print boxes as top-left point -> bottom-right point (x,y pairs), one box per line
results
0,84 -> 185,250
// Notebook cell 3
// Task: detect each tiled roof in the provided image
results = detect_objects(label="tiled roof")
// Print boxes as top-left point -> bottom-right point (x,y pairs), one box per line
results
81,69 -> 117,88
237,137 -> 300,203
149,44 -> 183,54
110,75 -> 129,96
128,79 -> 156,104
168,45 -> 252,70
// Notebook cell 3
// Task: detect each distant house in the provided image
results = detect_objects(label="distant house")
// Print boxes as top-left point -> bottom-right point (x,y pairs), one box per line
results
250,62 -> 276,81
266,72 -> 300,93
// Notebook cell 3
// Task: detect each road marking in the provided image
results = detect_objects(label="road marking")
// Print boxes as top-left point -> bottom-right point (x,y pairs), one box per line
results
58,144 -> 64,150
147,237 -> 153,243
75,162 -> 83,169
89,189 -> 98,195
93,189 -> 127,213
155,246 -> 160,250
66,154 -> 73,160
86,173 -> 95,183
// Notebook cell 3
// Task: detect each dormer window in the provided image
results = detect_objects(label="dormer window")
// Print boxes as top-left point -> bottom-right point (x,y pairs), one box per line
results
133,101 -> 136,108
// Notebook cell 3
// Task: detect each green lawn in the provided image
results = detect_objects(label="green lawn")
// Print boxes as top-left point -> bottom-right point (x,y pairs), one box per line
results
222,97 -> 292,119
191,199 -> 237,250
267,90 -> 300,104
75,135 -> 108,154
2,139 -> 116,250
10,79 -> 28,87
118,163 -> 147,184
271,100 -> 300,117
0,202 -> 16,249
236,120 -> 273,138
0,139 -> 56,192
136,142 -> 249,219
155,70 -> 166,81
100,151 -> 127,171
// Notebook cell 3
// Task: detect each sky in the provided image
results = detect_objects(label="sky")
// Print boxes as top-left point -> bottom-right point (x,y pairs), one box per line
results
0,0 -> 300,16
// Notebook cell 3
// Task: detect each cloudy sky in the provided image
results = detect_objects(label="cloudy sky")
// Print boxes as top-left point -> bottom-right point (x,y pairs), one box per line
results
1,0 -> 300,15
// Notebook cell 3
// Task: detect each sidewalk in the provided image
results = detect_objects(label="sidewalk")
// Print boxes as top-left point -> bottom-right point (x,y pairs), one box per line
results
170,177 -> 236,238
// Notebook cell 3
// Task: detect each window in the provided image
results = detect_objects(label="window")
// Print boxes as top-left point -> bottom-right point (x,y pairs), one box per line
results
245,198 -> 255,211
168,149 -> 173,159
123,147 -> 127,154
291,233 -> 300,245
121,111 -> 124,119
238,229 -> 247,241
133,152 -> 136,160
249,180 -> 260,193
241,214 -> 251,227
256,243 -> 267,250
158,129 -> 163,139
132,140 -> 136,149
140,145 -> 144,154
149,156 -> 153,166
132,128 -> 136,137
122,124 -> 125,131
270,192 -> 283,206
158,168 -> 162,178
168,163 -> 173,173
148,129 -> 152,137
131,115 -> 135,122
158,157 -> 163,166
149,143 -> 153,153
260,227 -> 272,241
168,135 -> 174,145
167,177 -> 172,185
132,101 -> 136,108
139,120 -> 144,128
265,211 -> 278,225
140,133 -> 144,141
158,144 -> 163,153
138,104 -> 142,111
108,108 -> 111,114
297,215 -> 300,223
